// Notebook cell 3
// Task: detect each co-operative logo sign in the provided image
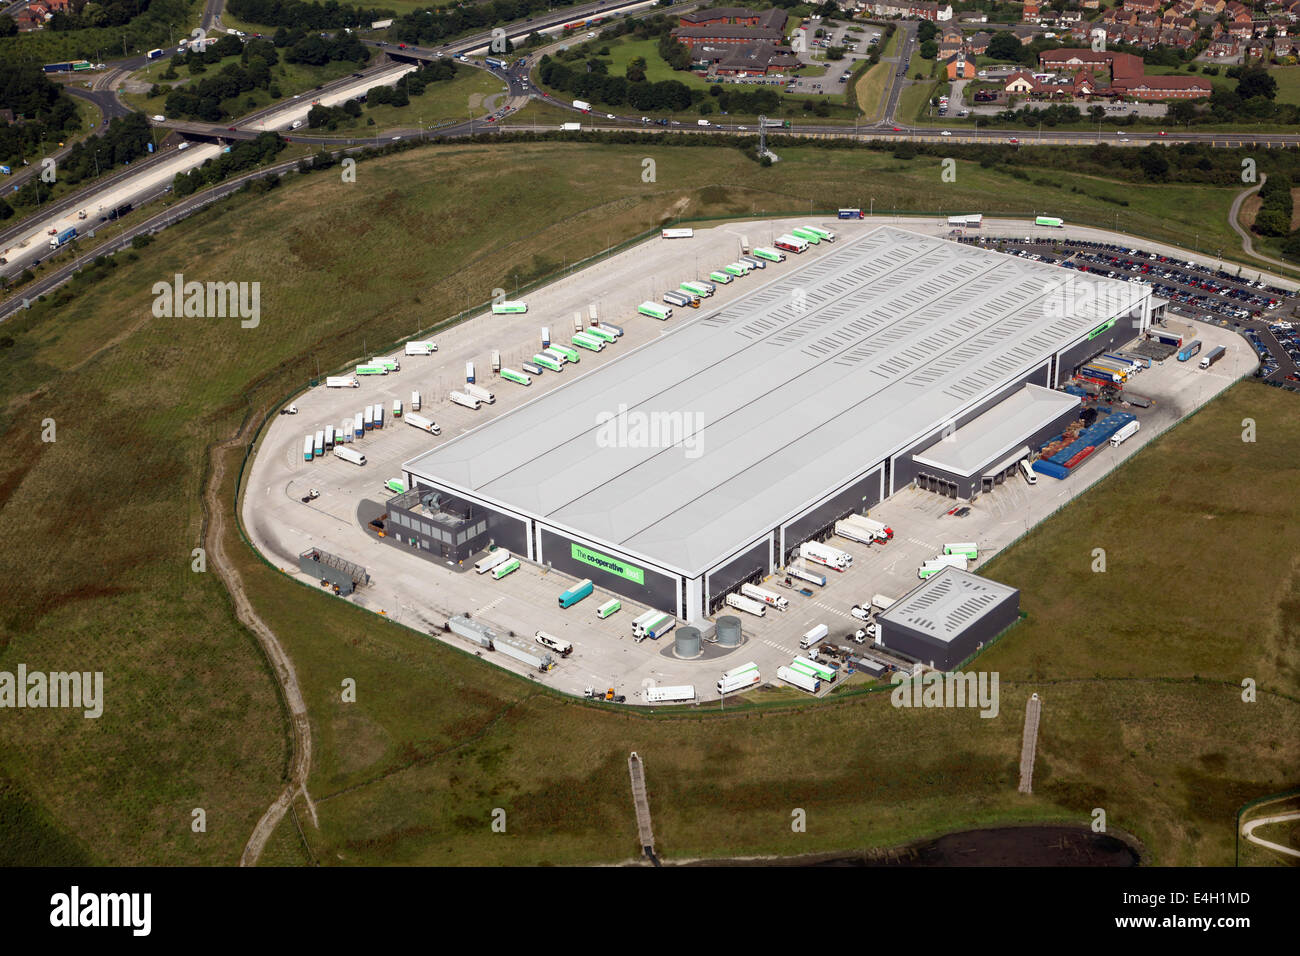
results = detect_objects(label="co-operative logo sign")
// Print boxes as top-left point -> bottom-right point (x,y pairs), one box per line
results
571,544 -> 645,585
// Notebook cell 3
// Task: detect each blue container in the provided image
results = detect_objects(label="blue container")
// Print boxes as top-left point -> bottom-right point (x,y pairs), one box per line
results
558,579 -> 594,608
1033,460 -> 1071,480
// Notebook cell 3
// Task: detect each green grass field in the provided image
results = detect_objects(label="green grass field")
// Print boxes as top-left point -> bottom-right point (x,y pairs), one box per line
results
1267,65 -> 1300,107
850,31 -> 898,120
539,35 -> 860,122
305,69 -> 506,136
0,141 -> 1296,865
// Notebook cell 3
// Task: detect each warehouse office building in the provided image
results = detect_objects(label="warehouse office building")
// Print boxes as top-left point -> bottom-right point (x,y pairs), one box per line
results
876,567 -> 1020,670
403,227 -> 1154,622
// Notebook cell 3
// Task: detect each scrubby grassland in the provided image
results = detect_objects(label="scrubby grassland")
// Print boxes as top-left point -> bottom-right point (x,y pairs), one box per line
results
0,140 -> 1294,865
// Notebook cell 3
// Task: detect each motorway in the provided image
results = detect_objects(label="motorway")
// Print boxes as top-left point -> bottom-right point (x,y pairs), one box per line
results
10,0 -> 1300,297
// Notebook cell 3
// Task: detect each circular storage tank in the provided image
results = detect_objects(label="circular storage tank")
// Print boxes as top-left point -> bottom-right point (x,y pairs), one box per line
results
675,626 -> 702,659
716,615 -> 742,648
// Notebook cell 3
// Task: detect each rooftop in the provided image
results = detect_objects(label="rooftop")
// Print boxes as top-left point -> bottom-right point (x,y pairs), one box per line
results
878,567 -> 1020,644
911,383 -> 1079,478
405,227 -> 1146,576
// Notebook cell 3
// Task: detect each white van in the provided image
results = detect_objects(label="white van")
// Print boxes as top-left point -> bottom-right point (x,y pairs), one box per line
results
1019,459 -> 1037,485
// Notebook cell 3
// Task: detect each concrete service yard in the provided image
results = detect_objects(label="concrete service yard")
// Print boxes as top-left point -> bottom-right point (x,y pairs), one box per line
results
240,218 -> 1255,705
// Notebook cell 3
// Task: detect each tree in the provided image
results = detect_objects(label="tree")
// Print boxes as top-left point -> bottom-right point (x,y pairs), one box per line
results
986,32 -> 1022,63
1237,67 -> 1277,100
0,14 -> 17,37
917,21 -> 938,43
1137,146 -> 1169,180
919,40 -> 937,59
1167,99 -> 1197,125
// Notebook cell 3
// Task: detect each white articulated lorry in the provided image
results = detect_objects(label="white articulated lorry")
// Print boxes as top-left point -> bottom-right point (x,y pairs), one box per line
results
740,583 -> 789,610
325,376 -> 359,388
834,519 -> 878,546
724,592 -> 767,617
777,666 -> 820,694
404,413 -> 441,435
798,541 -> 852,571
843,514 -> 893,540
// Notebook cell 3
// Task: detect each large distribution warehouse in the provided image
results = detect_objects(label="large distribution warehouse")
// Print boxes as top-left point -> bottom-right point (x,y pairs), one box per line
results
401,226 -> 1156,622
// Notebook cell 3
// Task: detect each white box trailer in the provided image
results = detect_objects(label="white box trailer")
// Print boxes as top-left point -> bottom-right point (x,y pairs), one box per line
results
373,404 -> 384,429
404,412 -> 441,435
363,406 -> 374,431
645,684 -> 697,703
334,445 -> 367,466
338,421 -> 351,443
716,663 -> 761,695
464,383 -> 495,405
324,425 -> 335,450
474,549 -> 512,574
800,624 -> 829,649
410,390 -> 421,411
870,594 -> 895,612
740,583 -> 789,611
1110,419 -> 1140,446
325,376 -> 359,388
404,341 -> 437,356
353,412 -> 364,439
834,519 -> 878,546
631,609 -> 660,637
449,391 -> 480,410
725,592 -> 767,617
777,666 -> 820,694
314,430 -> 324,457
785,564 -> 827,587
799,541 -> 852,570
845,514 -> 894,540
303,435 -> 315,461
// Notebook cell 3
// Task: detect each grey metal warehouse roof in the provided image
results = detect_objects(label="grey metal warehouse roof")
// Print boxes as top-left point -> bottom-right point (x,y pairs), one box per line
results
878,567 -> 1019,645
910,384 -> 1080,478
405,226 -> 1147,576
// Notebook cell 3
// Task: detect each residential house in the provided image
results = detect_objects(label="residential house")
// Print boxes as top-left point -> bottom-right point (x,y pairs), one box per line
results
869,1 -> 954,20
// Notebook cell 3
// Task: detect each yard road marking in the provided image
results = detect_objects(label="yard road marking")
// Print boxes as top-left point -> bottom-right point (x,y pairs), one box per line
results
473,596 -> 505,616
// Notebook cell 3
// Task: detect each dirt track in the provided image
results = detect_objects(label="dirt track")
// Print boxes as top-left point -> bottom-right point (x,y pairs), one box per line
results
201,416 -> 316,866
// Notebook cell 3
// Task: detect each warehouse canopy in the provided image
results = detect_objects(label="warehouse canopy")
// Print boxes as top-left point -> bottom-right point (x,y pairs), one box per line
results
911,384 -> 1079,479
